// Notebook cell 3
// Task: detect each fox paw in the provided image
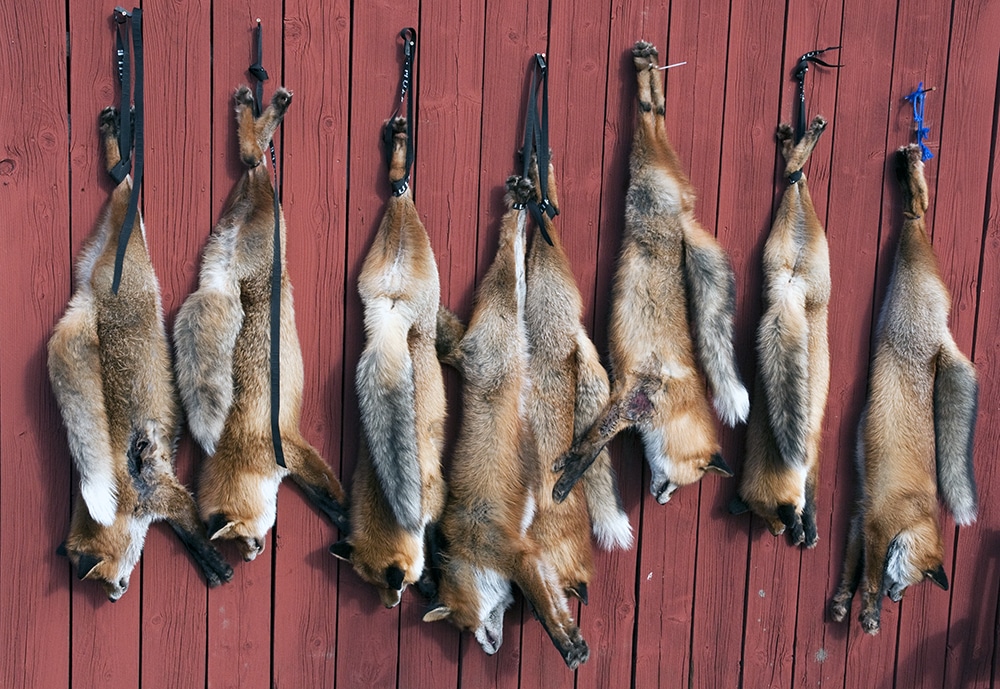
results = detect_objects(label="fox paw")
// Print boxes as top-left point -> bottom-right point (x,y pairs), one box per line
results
776,122 -> 794,142
99,106 -> 119,136
234,85 -> 254,107
271,87 -> 292,113
860,610 -> 880,635
561,628 -> 590,670
632,40 -> 659,70
389,116 -> 407,135
899,143 -> 922,166
829,597 -> 848,623
808,115 -> 828,134
505,175 -> 534,206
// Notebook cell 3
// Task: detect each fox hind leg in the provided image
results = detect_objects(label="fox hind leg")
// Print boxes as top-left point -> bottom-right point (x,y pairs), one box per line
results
285,439 -> 348,532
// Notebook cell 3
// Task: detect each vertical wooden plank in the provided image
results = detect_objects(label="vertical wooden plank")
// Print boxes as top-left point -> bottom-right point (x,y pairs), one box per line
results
695,0 -> 785,686
939,2 -> 1000,687
336,4 -> 413,687
884,2 -> 960,687
0,0 -> 71,688
64,6 -> 142,689
205,5 -> 283,689
272,0 -> 351,686
139,1 -> 214,685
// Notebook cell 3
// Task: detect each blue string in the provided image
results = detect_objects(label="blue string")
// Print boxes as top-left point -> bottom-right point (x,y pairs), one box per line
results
904,81 -> 934,161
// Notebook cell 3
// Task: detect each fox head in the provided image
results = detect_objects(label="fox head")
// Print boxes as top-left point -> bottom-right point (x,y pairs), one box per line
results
60,499 -> 150,602
648,443 -> 733,504
883,520 -> 948,602
330,539 -> 416,609
204,512 -> 269,562
423,556 -> 514,655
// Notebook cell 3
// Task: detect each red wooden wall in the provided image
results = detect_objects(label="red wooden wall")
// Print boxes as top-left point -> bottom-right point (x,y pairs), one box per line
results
2,0 -> 998,686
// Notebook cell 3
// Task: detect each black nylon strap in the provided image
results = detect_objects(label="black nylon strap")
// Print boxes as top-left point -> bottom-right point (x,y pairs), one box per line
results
109,13 -> 131,184
520,53 -> 557,246
385,28 -> 416,197
250,20 -> 287,468
110,7 -> 143,296
792,46 -> 841,143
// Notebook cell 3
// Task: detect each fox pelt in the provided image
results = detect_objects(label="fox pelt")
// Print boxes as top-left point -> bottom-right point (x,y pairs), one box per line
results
173,86 -> 347,562
829,144 -> 978,635
330,117 -> 447,609
48,106 -> 233,600
425,176 -> 590,670
554,40 -> 748,506
730,117 -> 832,548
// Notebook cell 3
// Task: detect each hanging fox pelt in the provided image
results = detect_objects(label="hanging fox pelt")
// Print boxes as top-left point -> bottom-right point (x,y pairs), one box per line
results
330,116 -> 447,608
554,41 -> 748,506
730,116 -> 832,548
48,107 -> 233,600
523,152 -> 633,575
173,86 -> 347,562
830,144 -> 978,635
425,177 -> 589,670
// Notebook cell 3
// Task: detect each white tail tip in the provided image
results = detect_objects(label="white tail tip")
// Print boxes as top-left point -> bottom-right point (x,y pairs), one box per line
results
714,383 -> 750,427
81,474 -> 118,526
593,512 -> 634,551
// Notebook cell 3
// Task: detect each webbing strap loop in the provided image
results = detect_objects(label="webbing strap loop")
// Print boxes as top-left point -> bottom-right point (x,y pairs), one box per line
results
249,20 -> 287,469
385,28 -> 416,197
792,46 -> 841,143
904,83 -> 935,162
521,53 -> 557,246
109,7 -> 143,296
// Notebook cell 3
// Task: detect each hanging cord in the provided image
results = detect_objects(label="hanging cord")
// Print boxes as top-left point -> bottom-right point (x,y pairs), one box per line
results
792,46 -> 841,143
249,19 -> 287,468
904,82 -> 935,161
384,28 -> 416,196
517,53 -> 558,246
109,7 -> 144,295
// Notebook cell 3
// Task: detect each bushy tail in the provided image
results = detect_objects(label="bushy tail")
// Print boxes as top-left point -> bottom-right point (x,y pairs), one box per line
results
934,339 -> 978,525
435,305 -> 466,369
173,287 -> 243,455
47,296 -> 119,526
574,329 -> 633,550
682,228 -> 749,426
756,280 -> 810,468
355,312 -> 423,533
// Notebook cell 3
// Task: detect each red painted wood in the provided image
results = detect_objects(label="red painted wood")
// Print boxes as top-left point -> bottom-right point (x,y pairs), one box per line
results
0,0 -> 72,683
937,2 -> 1000,687
204,6 -> 283,689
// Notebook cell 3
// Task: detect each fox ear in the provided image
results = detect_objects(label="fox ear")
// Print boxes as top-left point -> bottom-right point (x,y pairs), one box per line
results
385,565 -> 405,591
705,453 -> 734,477
76,553 -> 103,580
422,604 -> 452,622
206,513 -> 237,540
329,541 -> 353,562
56,541 -> 68,557
925,564 -> 949,590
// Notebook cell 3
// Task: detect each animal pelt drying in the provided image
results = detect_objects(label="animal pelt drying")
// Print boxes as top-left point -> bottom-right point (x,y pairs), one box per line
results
48,107 -> 233,600
425,177 -> 590,670
523,154 -> 633,565
829,144 -> 978,635
730,117 -> 832,548
554,41 -> 748,506
173,86 -> 347,562
330,117 -> 447,609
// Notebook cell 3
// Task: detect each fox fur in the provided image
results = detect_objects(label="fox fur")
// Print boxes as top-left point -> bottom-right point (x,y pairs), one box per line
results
524,155 -> 633,554
424,177 -> 589,670
730,117 -> 832,547
829,144 -> 978,635
173,87 -> 347,562
48,107 -> 233,600
554,41 -> 747,506
330,117 -> 447,608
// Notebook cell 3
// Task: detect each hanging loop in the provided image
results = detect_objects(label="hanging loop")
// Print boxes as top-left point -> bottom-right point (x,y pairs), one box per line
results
386,28 -> 417,197
792,46 -> 841,143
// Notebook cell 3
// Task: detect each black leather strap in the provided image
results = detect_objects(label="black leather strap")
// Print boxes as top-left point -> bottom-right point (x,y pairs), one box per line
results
792,46 -> 840,143
385,28 -> 416,197
521,53 -> 557,245
250,20 -> 287,468
110,7 -> 143,296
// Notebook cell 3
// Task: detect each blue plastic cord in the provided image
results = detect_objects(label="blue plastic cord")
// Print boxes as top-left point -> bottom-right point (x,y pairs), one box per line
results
904,82 -> 934,161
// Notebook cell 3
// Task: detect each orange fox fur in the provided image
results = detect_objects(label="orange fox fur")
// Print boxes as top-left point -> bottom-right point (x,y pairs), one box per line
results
331,117 -> 447,608
425,176 -> 589,669
49,107 -> 232,600
173,87 -> 346,562
830,145 -> 978,634
554,41 -> 746,506
731,117 -> 832,547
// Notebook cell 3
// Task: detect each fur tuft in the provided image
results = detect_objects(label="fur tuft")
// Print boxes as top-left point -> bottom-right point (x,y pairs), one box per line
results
934,340 -> 979,525
682,234 -> 749,426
